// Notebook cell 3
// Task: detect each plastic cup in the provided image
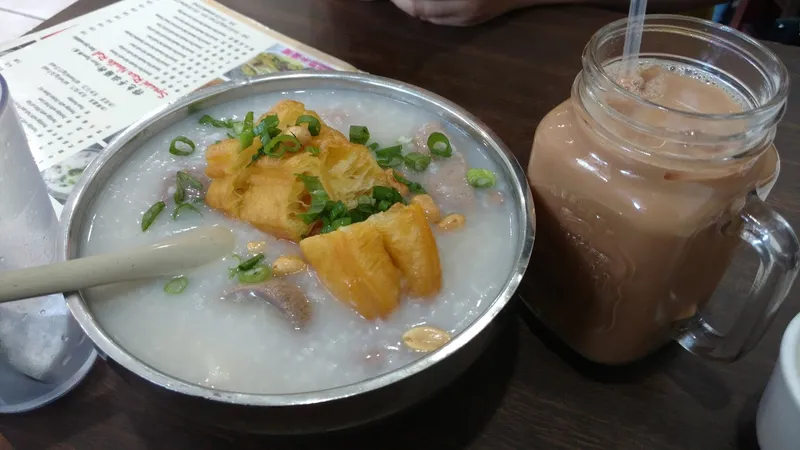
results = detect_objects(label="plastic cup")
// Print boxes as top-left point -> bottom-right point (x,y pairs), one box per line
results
0,74 -> 96,413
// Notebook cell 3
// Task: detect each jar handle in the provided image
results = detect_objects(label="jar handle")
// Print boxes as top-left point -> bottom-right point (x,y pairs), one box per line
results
676,193 -> 800,361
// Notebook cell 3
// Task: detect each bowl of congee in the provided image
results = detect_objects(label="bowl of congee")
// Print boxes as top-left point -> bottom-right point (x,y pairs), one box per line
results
59,72 -> 534,433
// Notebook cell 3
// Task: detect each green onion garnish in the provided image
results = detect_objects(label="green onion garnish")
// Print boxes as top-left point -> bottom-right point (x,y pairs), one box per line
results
239,129 -> 254,150
228,254 -> 243,279
327,201 -> 349,220
404,152 -> 431,172
231,121 -> 245,136
296,174 -> 332,224
321,216 -> 352,234
349,125 -> 370,145
319,201 -> 351,234
427,132 -> 452,158
238,264 -> 272,284
348,195 -> 376,223
292,175 -> 407,232
164,276 -> 188,294
177,171 -> 202,190
372,185 -> 406,206
374,145 -> 404,168
237,253 -> 265,271
377,199 -> 392,211
243,111 -> 254,130
307,146 -> 321,156
466,168 -> 497,188
392,171 -> 426,194
256,114 -> 279,134
249,134 -> 302,166
172,203 -> 202,220
141,201 -> 165,231
238,111 -> 255,150
254,114 -> 282,142
296,115 -> 321,136
367,142 -> 379,151
169,136 -> 196,156
173,171 -> 203,204
198,115 -> 232,129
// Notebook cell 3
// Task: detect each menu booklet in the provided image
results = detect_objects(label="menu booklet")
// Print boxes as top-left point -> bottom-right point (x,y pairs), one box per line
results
0,0 -> 356,200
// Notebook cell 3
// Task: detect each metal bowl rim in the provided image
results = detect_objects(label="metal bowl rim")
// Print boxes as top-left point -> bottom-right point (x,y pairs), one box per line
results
59,70 -> 534,407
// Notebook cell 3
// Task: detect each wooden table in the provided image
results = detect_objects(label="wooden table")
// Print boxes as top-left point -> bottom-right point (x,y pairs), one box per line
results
3,1 -> 800,448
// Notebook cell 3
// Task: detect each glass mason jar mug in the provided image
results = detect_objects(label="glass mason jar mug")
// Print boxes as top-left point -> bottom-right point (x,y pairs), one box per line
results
526,15 -> 800,365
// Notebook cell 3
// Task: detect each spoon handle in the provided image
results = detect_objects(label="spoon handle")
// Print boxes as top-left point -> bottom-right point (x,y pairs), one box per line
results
0,226 -> 234,304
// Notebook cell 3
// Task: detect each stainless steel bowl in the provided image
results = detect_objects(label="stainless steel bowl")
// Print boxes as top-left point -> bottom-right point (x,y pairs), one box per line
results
58,71 -> 535,434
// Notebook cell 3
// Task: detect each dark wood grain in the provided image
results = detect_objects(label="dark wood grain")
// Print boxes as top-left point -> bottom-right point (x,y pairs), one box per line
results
4,1 -> 800,448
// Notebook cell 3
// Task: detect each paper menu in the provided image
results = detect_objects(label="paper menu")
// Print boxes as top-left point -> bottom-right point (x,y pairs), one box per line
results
0,0 -> 355,171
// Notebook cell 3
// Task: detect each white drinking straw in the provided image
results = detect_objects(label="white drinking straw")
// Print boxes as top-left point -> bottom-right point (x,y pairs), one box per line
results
621,0 -> 647,78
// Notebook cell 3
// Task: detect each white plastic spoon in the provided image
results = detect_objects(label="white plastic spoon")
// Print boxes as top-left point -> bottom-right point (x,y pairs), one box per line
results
0,226 -> 235,303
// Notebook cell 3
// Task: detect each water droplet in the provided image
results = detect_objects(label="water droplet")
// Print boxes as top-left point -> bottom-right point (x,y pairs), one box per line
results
39,309 -> 45,314
61,335 -> 69,342
0,256 -> 5,263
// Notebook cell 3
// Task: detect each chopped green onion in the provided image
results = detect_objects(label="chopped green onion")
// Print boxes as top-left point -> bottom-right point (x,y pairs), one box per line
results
237,253 -> 265,271
239,129 -> 255,150
141,201 -> 165,231
164,276 -> 188,294
177,171 -> 202,190
228,254 -> 243,279
307,146 -> 321,156
173,171 -> 203,204
255,114 -> 280,137
198,115 -> 232,129
392,171 -> 426,194
331,217 -> 352,229
294,176 -> 407,230
427,132 -> 452,158
328,201 -> 349,219
367,142 -> 379,151
238,112 -> 255,150
231,121 -> 245,136
466,168 -> 497,188
253,114 -> 281,143
372,185 -> 406,206
169,136 -> 195,156
321,216 -> 352,234
374,145 -> 404,168
404,152 -> 431,172
249,134 -> 302,166
238,264 -> 272,284
348,196 -> 377,223
172,203 -> 202,220
349,125 -> 370,145
296,174 -> 332,223
296,115 -> 321,136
